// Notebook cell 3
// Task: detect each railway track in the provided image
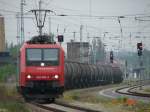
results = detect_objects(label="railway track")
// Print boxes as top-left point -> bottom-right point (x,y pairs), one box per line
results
29,100 -> 101,112
115,79 -> 150,97
115,85 -> 150,98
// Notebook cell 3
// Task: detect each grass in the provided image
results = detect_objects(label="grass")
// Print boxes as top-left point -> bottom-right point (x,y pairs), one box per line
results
0,101 -> 30,112
134,101 -> 150,112
0,63 -> 31,112
63,89 -> 150,112
144,88 -> 150,93
0,84 -> 30,112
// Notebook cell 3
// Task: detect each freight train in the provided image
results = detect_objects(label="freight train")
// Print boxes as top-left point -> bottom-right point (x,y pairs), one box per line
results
65,61 -> 123,89
17,35 -> 123,102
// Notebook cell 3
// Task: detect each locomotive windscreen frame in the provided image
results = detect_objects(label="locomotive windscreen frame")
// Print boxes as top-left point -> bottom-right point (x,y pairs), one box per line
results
26,48 -> 60,66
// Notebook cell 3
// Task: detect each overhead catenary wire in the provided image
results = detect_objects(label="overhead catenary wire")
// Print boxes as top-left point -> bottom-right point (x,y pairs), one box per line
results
3,12 -> 148,36
1,2 -> 149,34
135,16 -> 150,21
54,13 -> 150,19
47,3 -> 150,17
37,15 -> 150,39
0,9 -> 19,14
2,4 -> 147,19
1,7 -> 150,20
0,0 -> 150,19
1,0 -> 150,51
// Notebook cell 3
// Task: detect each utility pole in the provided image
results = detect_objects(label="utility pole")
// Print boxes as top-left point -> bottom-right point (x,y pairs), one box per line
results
16,12 -> 21,85
80,25 -> 83,44
20,0 -> 25,43
16,13 -> 20,45
92,38 -> 97,64
125,60 -> 127,80
87,32 -> 90,64
80,25 -> 83,62
87,32 -> 90,42
118,18 -> 122,49
73,31 -> 76,41
49,16 -> 51,35
118,16 -> 124,49
57,24 -> 59,35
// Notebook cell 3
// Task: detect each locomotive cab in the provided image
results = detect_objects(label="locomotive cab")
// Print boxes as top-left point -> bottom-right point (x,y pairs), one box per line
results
18,35 -> 64,101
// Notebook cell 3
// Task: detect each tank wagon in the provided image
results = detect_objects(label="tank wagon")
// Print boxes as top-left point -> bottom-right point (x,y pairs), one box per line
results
64,61 -> 123,89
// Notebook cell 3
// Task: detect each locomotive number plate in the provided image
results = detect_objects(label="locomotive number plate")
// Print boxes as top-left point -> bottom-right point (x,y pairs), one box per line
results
35,76 -> 50,79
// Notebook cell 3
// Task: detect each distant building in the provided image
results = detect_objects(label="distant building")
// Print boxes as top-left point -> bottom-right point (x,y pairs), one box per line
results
0,16 -> 11,65
0,52 -> 11,66
0,16 -> 5,52
67,42 -> 89,63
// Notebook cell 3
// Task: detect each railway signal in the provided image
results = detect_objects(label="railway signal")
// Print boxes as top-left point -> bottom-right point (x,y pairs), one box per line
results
137,42 -> 143,90
110,51 -> 113,63
57,35 -> 64,42
137,42 -> 143,56
137,42 -> 143,50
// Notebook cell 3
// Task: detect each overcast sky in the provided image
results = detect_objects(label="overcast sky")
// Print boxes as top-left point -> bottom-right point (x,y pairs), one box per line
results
0,0 -> 150,52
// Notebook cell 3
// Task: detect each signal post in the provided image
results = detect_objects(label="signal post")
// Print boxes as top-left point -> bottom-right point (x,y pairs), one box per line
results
137,42 -> 143,90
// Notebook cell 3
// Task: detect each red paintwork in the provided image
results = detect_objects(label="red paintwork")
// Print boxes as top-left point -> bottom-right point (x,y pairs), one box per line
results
19,43 -> 64,87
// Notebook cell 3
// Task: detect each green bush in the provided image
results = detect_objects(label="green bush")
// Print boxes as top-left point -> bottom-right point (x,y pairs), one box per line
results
0,64 -> 17,82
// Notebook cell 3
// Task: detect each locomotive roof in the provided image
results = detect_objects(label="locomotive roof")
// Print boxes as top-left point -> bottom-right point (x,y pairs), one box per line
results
23,43 -> 61,48
27,35 -> 56,44
20,36 -> 63,50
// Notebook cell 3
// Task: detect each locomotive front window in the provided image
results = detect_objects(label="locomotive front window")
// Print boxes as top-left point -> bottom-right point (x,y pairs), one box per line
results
27,49 -> 42,61
26,48 -> 59,66
43,49 -> 59,66
43,49 -> 58,61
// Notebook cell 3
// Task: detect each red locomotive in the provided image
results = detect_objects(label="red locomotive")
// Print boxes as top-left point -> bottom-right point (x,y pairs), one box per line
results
18,35 -> 64,101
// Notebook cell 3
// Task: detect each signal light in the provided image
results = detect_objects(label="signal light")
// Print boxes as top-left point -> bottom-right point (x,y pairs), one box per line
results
137,42 -> 143,56
53,74 -> 59,79
110,51 -> 113,63
54,75 -> 59,79
27,74 -> 31,79
137,42 -> 143,50
57,35 -> 64,42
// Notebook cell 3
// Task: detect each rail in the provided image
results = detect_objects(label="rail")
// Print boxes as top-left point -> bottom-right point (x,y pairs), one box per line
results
115,80 -> 150,97
30,100 -> 101,112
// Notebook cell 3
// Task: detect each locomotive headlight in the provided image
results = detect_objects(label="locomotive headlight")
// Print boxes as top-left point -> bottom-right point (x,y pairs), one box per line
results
54,75 -> 59,79
27,74 -> 31,79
